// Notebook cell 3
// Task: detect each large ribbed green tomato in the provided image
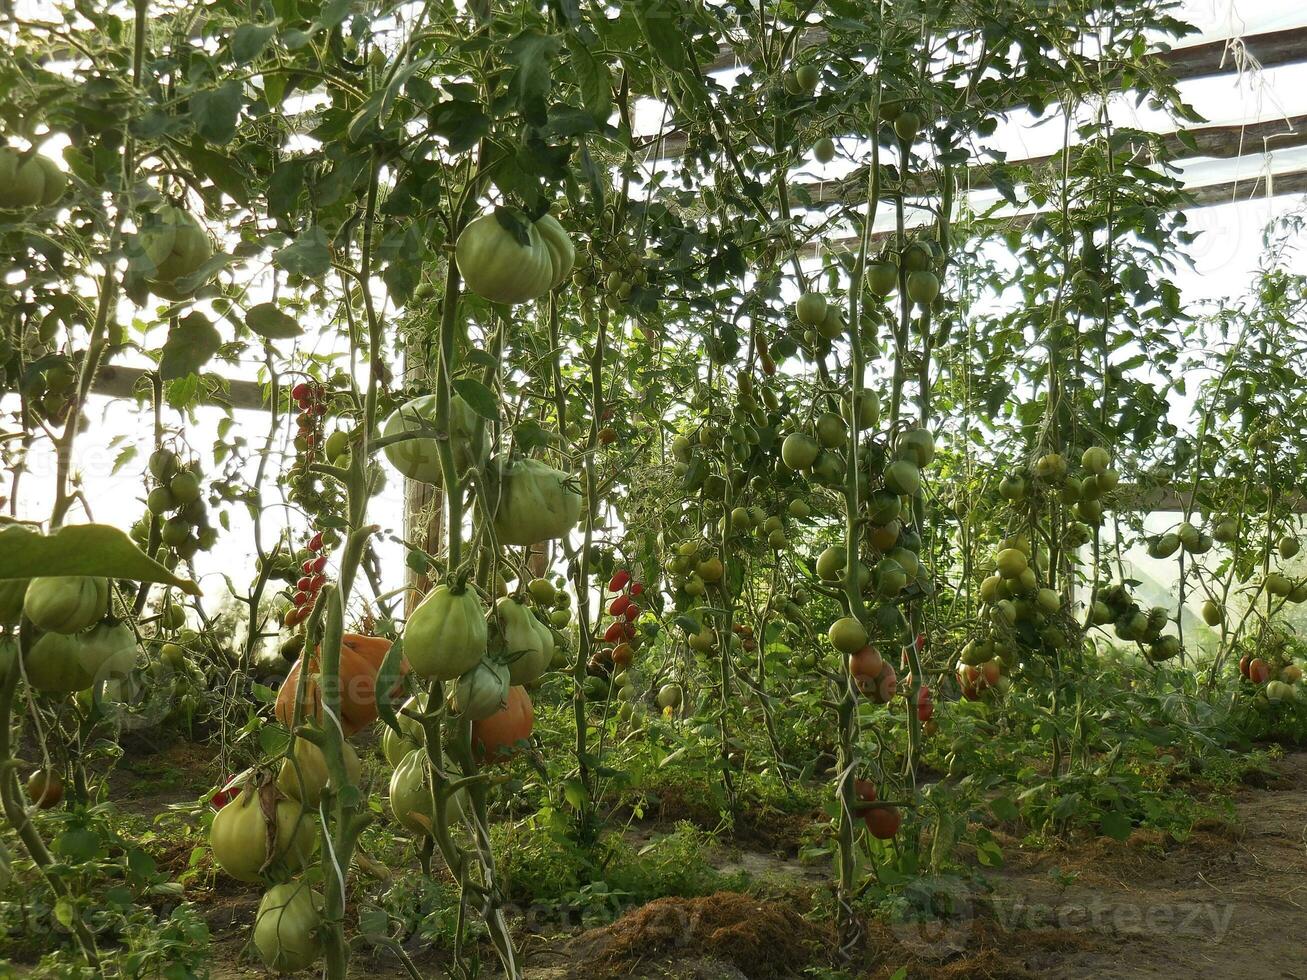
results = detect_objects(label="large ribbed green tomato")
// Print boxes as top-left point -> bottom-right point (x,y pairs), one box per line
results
489,458 -> 582,546
0,149 -> 65,209
381,393 -> 491,485
209,785 -> 317,882
25,622 -> 133,693
534,214 -> 576,288
23,577 -> 109,634
24,632 -> 94,692
389,748 -> 467,837
405,584 -> 488,681
134,205 -> 212,297
448,658 -> 509,720
0,580 -> 26,625
455,212 -> 555,304
277,736 -> 361,807
381,693 -> 427,767
254,882 -> 324,974
493,597 -> 551,686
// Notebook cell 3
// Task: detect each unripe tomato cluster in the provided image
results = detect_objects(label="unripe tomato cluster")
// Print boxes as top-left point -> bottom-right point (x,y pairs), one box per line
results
283,531 -> 331,629
132,447 -> 216,564
1239,655 -> 1302,702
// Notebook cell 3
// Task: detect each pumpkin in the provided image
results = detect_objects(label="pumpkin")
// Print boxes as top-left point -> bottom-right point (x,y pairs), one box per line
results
448,658 -> 509,720
488,458 -> 582,546
133,205 -> 213,297
455,211 -> 574,304
0,580 -> 27,624
389,747 -> 467,837
381,693 -> 428,766
534,213 -> 576,287
405,584 -> 488,681
277,736 -> 361,807
254,882 -> 324,974
0,149 -> 65,209
381,393 -> 491,485
492,597 -> 551,686
275,633 -> 406,737
23,577 -> 109,634
472,685 -> 534,763
209,782 -> 318,882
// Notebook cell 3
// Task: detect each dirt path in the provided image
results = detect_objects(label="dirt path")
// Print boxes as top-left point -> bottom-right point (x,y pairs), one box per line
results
971,751 -> 1307,980
78,746 -> 1307,978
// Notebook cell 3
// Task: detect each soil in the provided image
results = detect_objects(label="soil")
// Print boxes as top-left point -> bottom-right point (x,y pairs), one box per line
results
17,745 -> 1306,978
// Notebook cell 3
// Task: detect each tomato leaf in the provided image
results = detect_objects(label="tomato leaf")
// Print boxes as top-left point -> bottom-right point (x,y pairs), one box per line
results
159,312 -> 221,381
245,302 -> 303,339
374,636 -> 407,735
451,378 -> 499,422
274,226 -> 331,277
0,523 -> 201,595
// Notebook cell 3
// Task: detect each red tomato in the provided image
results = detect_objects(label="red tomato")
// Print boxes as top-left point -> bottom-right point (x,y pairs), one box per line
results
864,804 -> 902,839
629,582 -> 644,597
853,778 -> 877,802
603,621 -> 627,643
309,531 -> 324,551
623,603 -> 641,621
608,570 -> 631,593
609,595 -> 631,617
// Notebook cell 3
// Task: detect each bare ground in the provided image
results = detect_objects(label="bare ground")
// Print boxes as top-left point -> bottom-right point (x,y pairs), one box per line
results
23,745 -> 1306,978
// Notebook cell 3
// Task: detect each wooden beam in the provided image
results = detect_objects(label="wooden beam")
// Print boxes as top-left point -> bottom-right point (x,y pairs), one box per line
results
704,23 -> 1307,79
802,114 -> 1307,207
93,364 -> 270,411
802,166 -> 1307,255
653,26 -> 1307,163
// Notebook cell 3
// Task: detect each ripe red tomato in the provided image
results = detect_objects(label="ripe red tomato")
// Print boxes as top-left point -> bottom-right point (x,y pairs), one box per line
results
608,570 -> 631,593
210,777 -> 240,811
1249,658 -> 1271,685
623,603 -> 640,621
291,382 -> 311,402
603,621 -> 627,643
629,582 -> 644,597
853,778 -> 877,802
1238,655 -> 1251,678
308,531 -> 324,551
608,595 -> 631,617
864,804 -> 902,839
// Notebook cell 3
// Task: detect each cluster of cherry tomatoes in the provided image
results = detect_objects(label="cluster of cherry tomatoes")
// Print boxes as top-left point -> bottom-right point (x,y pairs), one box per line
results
283,531 -> 330,629
291,381 -> 327,453
593,569 -> 643,670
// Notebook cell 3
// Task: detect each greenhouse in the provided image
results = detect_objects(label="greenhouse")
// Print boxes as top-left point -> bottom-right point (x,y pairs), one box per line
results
1,0 -> 1306,977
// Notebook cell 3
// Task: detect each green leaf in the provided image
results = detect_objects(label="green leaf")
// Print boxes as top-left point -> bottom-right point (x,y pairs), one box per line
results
989,795 -> 1019,822
1099,810 -> 1133,841
505,30 -> 561,126
159,312 -> 221,381
451,378 -> 499,421
274,227 -> 331,277
567,35 -> 612,121
245,302 -> 303,339
0,524 -> 200,595
178,142 -> 250,206
231,24 -> 275,63
374,636 -> 407,735
160,312 -> 223,381
190,80 -> 244,144
562,778 -> 588,810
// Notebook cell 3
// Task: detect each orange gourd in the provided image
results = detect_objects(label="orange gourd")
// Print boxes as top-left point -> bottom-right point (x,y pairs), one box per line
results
471,685 -> 534,763
276,633 -> 407,737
